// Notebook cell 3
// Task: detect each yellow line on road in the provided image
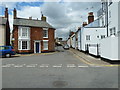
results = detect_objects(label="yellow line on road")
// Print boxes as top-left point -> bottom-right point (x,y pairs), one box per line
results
70,50 -> 120,67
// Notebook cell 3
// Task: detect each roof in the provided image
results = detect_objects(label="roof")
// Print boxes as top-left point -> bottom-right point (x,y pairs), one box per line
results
0,17 -> 7,25
13,18 -> 55,29
84,19 -> 100,28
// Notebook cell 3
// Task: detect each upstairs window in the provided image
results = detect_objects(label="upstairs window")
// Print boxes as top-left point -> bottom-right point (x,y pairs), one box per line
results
43,28 -> 48,38
101,35 -> 105,39
86,35 -> 90,41
110,27 -> 116,36
18,27 -> 30,38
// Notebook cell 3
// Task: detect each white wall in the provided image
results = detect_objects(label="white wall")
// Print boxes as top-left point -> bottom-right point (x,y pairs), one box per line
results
108,2 -> 119,36
81,27 -> 106,53
0,25 -> 5,46
118,1 -> 120,60
100,36 -> 119,60
77,30 -> 81,50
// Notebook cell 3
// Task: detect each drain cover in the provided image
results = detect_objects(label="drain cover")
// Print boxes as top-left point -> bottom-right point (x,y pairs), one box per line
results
53,81 -> 68,87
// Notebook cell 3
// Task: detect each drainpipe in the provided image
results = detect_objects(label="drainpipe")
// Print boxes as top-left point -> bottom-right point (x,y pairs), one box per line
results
106,1 -> 109,37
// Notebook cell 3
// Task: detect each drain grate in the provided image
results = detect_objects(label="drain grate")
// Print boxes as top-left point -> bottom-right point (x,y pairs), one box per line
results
53,81 -> 68,87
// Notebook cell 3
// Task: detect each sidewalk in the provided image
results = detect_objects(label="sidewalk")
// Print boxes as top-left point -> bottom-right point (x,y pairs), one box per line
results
15,52 -> 55,57
69,48 -> 112,66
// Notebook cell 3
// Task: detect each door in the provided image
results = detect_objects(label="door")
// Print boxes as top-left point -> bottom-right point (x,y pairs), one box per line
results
36,42 -> 39,53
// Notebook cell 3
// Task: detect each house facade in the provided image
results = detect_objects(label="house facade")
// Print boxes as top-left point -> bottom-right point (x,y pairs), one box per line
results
12,8 -> 55,54
100,1 -> 120,60
0,8 -> 10,46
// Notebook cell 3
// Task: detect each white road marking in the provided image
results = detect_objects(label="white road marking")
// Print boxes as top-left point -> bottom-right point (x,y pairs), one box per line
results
39,64 -> 49,67
78,66 -> 89,67
67,64 -> 76,67
14,65 -> 23,68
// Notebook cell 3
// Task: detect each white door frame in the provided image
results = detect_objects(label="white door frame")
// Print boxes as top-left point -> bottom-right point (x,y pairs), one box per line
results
34,40 -> 41,53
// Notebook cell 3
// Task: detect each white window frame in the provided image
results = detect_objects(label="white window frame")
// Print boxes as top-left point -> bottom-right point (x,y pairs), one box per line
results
18,40 -> 30,50
18,26 -> 30,39
43,28 -> 48,38
43,40 -> 48,50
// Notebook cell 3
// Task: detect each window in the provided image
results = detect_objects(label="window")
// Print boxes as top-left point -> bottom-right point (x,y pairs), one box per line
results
110,27 -> 116,36
101,35 -> 105,39
86,35 -> 90,41
22,41 -> 27,49
19,27 -> 30,38
43,28 -> 48,38
43,41 -> 48,50
109,10 -> 111,18
18,41 -> 30,50
22,28 -> 28,37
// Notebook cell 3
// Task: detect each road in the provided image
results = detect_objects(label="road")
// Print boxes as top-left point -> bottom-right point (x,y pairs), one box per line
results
2,47 -> 119,88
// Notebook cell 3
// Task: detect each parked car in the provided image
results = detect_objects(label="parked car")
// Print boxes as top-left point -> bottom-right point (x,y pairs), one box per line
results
63,44 -> 69,50
0,46 -> 16,58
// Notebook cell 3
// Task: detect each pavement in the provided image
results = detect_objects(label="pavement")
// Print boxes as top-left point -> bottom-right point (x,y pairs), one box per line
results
69,48 -> 120,67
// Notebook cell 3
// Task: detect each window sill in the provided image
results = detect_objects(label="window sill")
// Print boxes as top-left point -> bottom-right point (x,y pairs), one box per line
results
43,37 -> 48,38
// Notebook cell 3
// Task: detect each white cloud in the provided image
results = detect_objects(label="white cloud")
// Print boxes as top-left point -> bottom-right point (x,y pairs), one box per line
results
6,2 -> 101,40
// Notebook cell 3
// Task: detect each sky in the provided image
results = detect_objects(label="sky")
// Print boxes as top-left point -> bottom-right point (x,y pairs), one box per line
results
0,0 -> 102,40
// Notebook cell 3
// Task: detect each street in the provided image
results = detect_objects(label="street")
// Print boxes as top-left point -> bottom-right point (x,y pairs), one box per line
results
2,47 -> 119,88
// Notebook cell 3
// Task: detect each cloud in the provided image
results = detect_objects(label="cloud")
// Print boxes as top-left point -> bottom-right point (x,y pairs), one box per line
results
2,2 -> 101,40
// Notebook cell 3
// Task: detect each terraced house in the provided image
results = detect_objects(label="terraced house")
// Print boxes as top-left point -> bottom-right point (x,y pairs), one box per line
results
12,8 -> 55,54
0,8 -> 10,46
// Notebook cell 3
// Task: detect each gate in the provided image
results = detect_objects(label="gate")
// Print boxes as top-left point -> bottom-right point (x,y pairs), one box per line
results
85,44 -> 100,56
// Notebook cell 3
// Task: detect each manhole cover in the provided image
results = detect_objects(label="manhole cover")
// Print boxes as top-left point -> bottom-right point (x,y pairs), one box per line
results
53,81 -> 68,87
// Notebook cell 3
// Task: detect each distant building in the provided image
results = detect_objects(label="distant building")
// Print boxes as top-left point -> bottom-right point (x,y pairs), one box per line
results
0,8 -> 10,46
12,8 -> 55,54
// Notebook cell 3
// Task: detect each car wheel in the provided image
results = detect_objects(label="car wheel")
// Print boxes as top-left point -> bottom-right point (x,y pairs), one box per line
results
5,53 -> 11,58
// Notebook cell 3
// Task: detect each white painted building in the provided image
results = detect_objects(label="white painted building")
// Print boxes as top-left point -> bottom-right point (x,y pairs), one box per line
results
100,1 -> 120,60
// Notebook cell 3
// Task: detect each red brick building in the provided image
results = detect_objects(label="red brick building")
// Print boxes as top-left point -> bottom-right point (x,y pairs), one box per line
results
12,8 -> 55,54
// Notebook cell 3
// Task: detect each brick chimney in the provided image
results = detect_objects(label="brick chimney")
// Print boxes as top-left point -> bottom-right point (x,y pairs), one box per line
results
41,14 -> 46,22
82,22 -> 87,27
5,8 -> 8,19
88,12 -> 94,24
13,8 -> 17,19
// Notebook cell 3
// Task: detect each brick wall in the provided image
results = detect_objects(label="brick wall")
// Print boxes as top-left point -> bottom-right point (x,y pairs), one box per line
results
48,28 -> 55,51
13,26 -> 55,53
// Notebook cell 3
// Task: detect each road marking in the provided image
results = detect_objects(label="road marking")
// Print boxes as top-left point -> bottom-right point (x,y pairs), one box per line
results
67,64 -> 76,68
14,65 -> 23,68
69,50 -> 120,67
78,65 -> 89,67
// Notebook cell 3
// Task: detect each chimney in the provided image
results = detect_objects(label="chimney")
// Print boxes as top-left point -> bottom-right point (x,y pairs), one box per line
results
29,16 -> 32,20
88,12 -> 94,24
5,8 -> 8,19
13,8 -> 17,19
82,22 -> 87,27
41,14 -> 46,22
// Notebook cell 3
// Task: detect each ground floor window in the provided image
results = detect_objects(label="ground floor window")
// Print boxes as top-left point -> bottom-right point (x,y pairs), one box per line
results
18,40 -> 30,50
43,41 -> 48,50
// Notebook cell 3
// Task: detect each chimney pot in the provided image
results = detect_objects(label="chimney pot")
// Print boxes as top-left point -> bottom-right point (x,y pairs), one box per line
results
88,12 -> 94,24
13,8 -> 17,19
5,8 -> 8,18
41,14 -> 46,22
82,22 -> 87,27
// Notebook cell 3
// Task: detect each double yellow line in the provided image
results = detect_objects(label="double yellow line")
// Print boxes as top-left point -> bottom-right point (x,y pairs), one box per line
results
70,50 -> 120,67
